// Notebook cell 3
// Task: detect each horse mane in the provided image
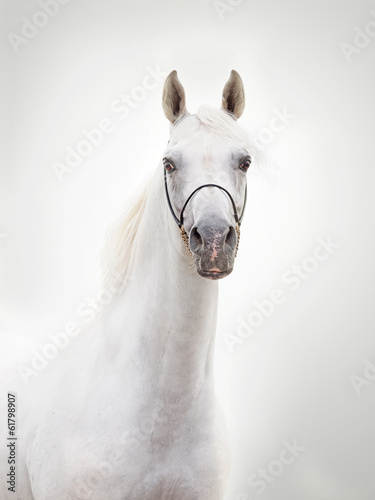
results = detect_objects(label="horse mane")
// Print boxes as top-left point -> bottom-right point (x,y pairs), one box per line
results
101,172 -> 154,287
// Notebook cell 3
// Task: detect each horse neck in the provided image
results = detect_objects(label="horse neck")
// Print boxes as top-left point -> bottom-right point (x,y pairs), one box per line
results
108,171 -> 219,403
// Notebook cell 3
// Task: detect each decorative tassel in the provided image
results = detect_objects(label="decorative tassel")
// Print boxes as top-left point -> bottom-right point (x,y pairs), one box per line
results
235,223 -> 241,257
180,226 -> 192,256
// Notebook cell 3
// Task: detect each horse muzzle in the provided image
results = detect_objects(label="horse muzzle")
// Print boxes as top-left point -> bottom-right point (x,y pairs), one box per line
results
189,220 -> 238,280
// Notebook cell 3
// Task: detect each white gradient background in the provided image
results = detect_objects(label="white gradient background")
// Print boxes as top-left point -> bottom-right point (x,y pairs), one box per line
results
1,0 -> 375,499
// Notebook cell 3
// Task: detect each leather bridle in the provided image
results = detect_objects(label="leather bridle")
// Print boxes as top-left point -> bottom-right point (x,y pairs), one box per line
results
163,168 -> 247,256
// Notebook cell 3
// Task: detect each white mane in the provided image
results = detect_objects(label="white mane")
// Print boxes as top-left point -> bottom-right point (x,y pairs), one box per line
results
101,173 -> 154,286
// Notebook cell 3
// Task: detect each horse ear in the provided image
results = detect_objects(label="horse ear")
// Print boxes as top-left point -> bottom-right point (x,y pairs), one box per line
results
162,70 -> 187,123
222,70 -> 245,119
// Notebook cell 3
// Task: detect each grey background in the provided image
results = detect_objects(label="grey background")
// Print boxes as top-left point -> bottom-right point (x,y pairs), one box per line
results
1,0 -> 375,499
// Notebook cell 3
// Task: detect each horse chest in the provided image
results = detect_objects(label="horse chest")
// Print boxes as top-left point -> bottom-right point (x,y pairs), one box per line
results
29,434 -> 226,499
69,433 -> 227,500
29,400 -> 228,500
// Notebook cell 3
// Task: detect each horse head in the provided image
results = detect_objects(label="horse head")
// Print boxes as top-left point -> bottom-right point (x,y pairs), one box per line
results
162,70 -> 251,280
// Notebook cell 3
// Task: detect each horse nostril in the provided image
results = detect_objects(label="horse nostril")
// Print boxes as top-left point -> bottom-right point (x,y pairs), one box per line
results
224,226 -> 237,253
189,226 -> 204,254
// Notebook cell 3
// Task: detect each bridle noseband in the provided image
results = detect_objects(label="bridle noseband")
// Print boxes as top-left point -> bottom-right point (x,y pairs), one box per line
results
163,168 -> 247,257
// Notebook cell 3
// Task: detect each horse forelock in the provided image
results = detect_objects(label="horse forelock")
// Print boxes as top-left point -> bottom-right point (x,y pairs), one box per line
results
196,105 -> 255,154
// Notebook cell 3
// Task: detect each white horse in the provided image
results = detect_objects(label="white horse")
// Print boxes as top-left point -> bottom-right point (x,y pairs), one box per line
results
0,70 -> 255,499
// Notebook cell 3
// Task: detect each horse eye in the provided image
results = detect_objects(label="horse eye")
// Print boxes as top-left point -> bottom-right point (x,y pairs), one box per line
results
239,157 -> 251,172
163,159 -> 175,172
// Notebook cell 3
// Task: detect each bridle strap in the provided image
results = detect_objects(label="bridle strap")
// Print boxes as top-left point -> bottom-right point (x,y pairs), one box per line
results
164,168 -> 181,227
163,168 -> 247,229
